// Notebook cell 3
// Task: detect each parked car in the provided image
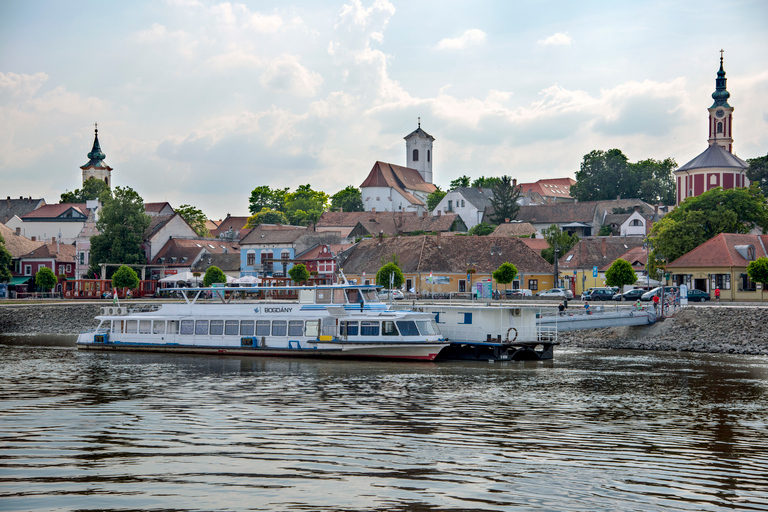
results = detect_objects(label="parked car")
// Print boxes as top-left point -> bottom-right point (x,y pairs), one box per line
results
585,288 -> 615,301
640,286 -> 679,301
557,288 -> 574,299
536,288 -> 568,299
581,287 -> 596,300
685,289 -> 710,302
612,288 -> 646,301
504,289 -> 532,298
378,289 -> 404,300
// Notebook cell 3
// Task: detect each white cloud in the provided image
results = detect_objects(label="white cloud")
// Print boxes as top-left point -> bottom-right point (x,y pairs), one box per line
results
206,47 -> 262,69
537,32 -> 572,46
260,54 -> 323,97
0,72 -> 48,99
436,29 -> 487,50
134,23 -> 198,58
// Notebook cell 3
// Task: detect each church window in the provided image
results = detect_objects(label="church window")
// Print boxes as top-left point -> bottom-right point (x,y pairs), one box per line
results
710,174 -> 717,185
413,149 -> 419,162
717,121 -> 723,133
427,150 -> 430,162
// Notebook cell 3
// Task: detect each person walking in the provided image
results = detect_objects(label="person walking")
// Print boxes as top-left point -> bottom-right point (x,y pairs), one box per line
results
558,302 -> 565,316
652,294 -> 660,315
715,287 -> 720,304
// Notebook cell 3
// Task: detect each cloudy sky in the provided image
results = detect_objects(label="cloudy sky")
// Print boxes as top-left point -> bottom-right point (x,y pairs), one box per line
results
1,0 -> 767,220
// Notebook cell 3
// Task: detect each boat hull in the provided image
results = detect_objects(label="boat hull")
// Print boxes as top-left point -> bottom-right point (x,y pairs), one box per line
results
76,340 -> 446,361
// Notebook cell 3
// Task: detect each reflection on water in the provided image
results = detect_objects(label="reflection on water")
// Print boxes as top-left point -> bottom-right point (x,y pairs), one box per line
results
1,337 -> 767,512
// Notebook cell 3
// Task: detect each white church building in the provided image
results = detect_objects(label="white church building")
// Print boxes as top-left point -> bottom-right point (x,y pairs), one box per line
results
360,121 -> 437,214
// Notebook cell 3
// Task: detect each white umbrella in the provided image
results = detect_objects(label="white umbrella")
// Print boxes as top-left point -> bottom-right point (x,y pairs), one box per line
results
236,275 -> 261,285
635,277 -> 660,288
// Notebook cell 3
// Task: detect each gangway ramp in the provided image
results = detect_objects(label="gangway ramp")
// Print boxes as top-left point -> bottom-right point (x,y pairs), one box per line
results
537,306 -> 656,331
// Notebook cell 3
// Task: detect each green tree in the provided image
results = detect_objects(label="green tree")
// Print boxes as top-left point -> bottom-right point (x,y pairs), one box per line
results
648,184 -> 768,267
285,184 -> 328,226
376,262 -> 404,290
112,265 -> 140,291
472,176 -> 502,188
604,259 -> 637,298
0,232 -> 12,283
203,265 -> 227,287
60,177 -> 110,203
245,208 -> 290,228
492,262 -> 518,294
176,204 -> 210,237
467,222 -> 494,236
746,153 -> 768,196
449,175 -> 471,189
570,149 -> 677,204
35,267 -> 57,293
89,186 -> 151,278
330,186 -> 364,212
288,263 -> 311,284
598,225 -> 614,236
540,225 -> 580,264
248,185 -> 288,214
426,188 -> 446,212
746,257 -> 768,302
489,175 -> 521,224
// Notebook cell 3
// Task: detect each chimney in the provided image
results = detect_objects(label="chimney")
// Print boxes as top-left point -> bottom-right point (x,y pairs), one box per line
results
31,236 -> 36,241
437,230 -> 441,247
371,207 -> 376,213
437,210 -> 441,216
512,179 -> 517,187
15,227 -> 21,235
505,218 -> 510,223
601,237 -> 606,257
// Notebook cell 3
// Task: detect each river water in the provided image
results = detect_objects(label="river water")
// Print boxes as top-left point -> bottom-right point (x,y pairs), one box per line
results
1,335 -> 767,512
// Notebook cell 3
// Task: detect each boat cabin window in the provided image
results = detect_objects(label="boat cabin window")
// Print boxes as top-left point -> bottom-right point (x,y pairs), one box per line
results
240,320 -> 255,336
396,321 -> 419,336
316,289 -> 332,304
181,320 -> 194,335
167,321 -> 179,334
340,321 -> 359,337
112,320 -> 124,333
299,289 -> 314,304
126,320 -> 138,334
272,320 -> 287,336
362,289 -> 379,302
195,320 -> 209,335
382,321 -> 398,336
225,320 -> 239,336
288,320 -> 304,336
415,320 -> 438,335
210,320 -> 224,336
305,320 -> 320,337
153,321 -> 166,334
345,289 -> 361,304
256,321 -> 270,336
361,321 -> 379,336
139,320 -> 151,334
333,289 -> 346,304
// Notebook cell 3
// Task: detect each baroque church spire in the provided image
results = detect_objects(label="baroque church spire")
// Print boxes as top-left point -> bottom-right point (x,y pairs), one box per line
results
711,49 -> 731,108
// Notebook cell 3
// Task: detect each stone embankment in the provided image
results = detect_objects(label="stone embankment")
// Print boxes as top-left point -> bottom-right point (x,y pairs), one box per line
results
0,304 -> 101,335
558,306 -> 768,355
1,303 -> 767,355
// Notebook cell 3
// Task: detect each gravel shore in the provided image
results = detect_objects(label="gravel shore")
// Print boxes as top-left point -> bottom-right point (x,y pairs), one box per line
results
1,303 -> 767,355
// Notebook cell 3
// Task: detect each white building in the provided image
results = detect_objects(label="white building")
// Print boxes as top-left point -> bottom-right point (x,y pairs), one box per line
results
404,119 -> 434,184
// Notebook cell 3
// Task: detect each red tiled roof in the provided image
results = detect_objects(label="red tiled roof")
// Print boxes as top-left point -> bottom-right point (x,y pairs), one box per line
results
667,233 -> 768,268
19,242 -> 76,262
21,203 -> 88,219
360,161 -> 437,206
516,178 -> 575,199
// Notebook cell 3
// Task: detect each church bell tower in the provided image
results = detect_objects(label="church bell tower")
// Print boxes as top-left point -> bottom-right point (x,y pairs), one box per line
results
80,124 -> 113,187
707,50 -> 734,153
404,118 -> 435,184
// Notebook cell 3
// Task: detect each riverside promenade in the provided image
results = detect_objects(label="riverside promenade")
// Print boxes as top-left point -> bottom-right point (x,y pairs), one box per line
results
1,302 -> 767,355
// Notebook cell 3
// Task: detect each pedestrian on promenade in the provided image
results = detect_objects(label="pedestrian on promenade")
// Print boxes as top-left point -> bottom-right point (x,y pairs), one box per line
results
558,302 -> 565,316
715,287 -> 720,304
652,294 -> 660,314
584,302 -> 591,315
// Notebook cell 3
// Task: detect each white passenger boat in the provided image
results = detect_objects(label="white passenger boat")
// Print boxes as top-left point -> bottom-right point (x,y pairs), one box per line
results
76,284 -> 448,361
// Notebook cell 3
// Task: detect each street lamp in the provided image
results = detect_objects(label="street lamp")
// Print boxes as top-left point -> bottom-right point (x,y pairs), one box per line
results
553,241 -> 560,290
643,240 -> 652,289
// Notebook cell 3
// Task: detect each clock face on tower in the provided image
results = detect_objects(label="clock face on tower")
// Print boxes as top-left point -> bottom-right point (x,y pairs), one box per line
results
715,109 -> 725,118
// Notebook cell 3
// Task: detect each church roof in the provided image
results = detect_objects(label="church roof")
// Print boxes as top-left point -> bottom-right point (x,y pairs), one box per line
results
677,143 -> 748,172
403,126 -> 435,141
80,127 -> 112,170
360,161 -> 437,206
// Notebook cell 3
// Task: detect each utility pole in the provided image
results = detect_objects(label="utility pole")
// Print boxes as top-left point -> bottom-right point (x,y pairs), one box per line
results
553,240 -> 559,290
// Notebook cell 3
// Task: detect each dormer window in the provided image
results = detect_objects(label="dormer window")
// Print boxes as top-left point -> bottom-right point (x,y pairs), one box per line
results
156,257 -> 165,264
413,149 -> 419,162
180,257 -> 188,263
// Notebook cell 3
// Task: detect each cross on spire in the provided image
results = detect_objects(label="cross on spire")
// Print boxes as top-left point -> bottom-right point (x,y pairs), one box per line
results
720,49 -> 724,62
418,116 -> 420,128
94,122 -> 98,134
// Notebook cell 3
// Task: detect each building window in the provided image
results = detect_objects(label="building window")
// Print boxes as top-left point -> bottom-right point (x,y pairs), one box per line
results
529,279 -> 538,290
281,250 -> 290,262
25,265 -> 31,275
447,200 -> 453,211
630,219 -> 642,226
427,150 -> 430,162
717,121 -> 723,133
413,149 -> 419,162
247,252 -> 255,266
261,251 -> 272,273
461,200 -> 465,207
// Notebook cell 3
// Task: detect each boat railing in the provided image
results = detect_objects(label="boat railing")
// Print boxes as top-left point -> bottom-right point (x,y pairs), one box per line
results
440,325 -> 556,344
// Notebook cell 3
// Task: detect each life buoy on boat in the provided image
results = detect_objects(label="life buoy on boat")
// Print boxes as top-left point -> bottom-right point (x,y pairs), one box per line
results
504,327 -> 518,343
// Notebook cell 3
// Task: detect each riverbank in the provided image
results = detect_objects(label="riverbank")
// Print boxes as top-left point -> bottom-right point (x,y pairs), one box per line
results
557,306 -> 768,355
1,303 -> 767,355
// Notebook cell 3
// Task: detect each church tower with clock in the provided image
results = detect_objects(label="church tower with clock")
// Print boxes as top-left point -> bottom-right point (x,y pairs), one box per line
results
708,51 -> 734,153
674,52 -> 749,205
